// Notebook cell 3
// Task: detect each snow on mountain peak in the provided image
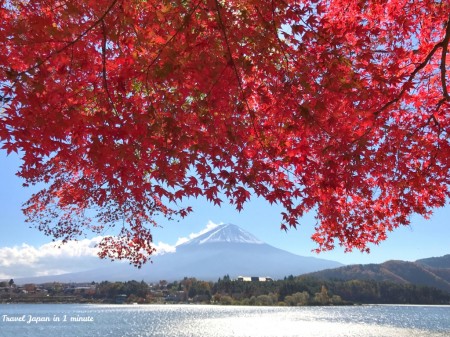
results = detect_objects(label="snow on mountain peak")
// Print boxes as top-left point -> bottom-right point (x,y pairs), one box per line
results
181,224 -> 264,246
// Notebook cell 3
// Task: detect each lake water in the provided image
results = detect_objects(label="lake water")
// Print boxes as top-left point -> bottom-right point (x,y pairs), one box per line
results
0,304 -> 449,337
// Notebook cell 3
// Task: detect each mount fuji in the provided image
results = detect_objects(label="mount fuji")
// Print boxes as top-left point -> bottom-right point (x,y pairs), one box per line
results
180,223 -> 264,246
167,223 -> 343,280
18,224 -> 343,283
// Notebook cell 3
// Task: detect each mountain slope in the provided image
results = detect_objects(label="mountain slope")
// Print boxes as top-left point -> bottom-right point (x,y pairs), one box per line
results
306,258 -> 450,293
16,224 -> 343,283
416,254 -> 450,269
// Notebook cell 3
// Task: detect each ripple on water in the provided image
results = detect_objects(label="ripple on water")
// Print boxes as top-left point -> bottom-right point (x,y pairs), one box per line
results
0,304 -> 448,337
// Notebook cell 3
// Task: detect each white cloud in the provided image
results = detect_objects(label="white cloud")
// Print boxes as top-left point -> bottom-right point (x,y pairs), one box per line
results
175,220 -> 221,246
153,241 -> 176,255
0,237 -> 108,280
0,238 -> 102,266
0,221 -> 221,280
152,221 -> 221,255
0,273 -> 10,280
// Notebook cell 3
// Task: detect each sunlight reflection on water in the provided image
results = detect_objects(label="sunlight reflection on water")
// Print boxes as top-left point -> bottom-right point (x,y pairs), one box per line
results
0,304 -> 449,337
142,306 -> 448,337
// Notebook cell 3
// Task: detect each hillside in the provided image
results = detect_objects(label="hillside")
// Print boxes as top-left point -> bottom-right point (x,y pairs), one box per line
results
416,254 -> 450,269
306,258 -> 450,293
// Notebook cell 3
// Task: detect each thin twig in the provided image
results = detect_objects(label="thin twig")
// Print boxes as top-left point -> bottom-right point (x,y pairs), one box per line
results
144,0 -> 203,92
101,19 -> 119,116
373,42 -> 443,117
16,0 -> 120,78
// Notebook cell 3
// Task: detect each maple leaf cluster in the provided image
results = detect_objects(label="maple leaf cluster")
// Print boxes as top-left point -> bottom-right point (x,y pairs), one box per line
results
1,0 -> 449,266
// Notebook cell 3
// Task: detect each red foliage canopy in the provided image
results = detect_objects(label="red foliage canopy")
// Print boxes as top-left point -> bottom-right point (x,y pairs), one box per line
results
1,0 -> 449,266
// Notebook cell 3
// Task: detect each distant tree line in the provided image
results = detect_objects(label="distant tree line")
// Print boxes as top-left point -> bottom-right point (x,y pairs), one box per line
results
96,280 -> 150,300
2,276 -> 449,305
91,275 -> 450,305
208,275 -> 450,306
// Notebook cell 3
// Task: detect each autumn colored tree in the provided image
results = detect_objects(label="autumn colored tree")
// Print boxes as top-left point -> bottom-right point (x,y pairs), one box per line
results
1,0 -> 449,266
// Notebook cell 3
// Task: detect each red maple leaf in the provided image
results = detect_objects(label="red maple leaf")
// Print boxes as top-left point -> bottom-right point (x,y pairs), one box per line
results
1,0 -> 449,266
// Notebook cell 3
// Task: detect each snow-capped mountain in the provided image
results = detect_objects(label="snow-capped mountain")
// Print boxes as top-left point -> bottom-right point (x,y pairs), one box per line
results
17,224 -> 343,283
179,223 -> 264,246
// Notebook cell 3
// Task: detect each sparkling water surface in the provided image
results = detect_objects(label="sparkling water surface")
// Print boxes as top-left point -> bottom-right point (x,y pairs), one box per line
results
1,304 -> 449,337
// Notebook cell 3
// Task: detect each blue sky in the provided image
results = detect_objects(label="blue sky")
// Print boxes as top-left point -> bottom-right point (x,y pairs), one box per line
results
1,150 -> 449,279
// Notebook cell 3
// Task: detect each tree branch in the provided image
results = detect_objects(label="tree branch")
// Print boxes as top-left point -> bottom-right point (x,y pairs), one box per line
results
101,19 -> 119,116
144,0 -> 203,92
213,0 -> 245,96
375,16 -> 450,117
374,42 -> 442,117
213,0 -> 262,140
440,15 -> 450,100
15,0 -> 120,78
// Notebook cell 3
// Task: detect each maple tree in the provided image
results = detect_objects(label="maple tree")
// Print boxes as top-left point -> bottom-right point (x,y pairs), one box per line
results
1,0 -> 449,266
